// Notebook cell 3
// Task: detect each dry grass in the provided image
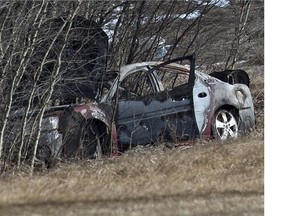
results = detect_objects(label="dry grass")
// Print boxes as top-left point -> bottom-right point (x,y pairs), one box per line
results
0,65 -> 264,216
0,137 -> 264,216
0,137 -> 264,215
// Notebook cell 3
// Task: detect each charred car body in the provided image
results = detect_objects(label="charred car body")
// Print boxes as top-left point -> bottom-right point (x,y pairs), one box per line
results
35,54 -> 255,162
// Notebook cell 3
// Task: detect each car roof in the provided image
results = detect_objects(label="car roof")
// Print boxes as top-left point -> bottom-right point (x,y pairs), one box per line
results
118,61 -> 191,81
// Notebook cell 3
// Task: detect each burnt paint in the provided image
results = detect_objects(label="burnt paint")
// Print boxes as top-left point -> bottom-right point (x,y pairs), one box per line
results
116,97 -> 199,151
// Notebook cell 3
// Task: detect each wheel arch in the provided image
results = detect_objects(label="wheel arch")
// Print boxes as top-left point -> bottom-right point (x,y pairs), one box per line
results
85,118 -> 109,139
213,104 -> 239,119
84,118 -> 117,156
58,105 -> 116,158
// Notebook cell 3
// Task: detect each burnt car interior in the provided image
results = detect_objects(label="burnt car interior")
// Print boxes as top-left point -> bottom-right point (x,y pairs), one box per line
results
209,69 -> 250,87
117,70 -> 155,101
117,59 -> 194,103
152,68 -> 191,102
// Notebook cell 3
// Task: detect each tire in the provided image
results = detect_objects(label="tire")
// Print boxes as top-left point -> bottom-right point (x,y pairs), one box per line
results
60,108 -> 84,158
212,109 -> 239,140
35,144 -> 53,167
59,107 -> 107,159
80,122 -> 104,159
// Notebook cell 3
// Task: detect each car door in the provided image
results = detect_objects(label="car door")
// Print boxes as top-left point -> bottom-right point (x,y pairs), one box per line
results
116,69 -> 159,149
151,66 -> 200,141
116,58 -> 200,150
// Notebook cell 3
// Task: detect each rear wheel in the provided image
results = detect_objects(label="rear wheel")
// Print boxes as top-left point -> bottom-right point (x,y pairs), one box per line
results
212,109 -> 239,140
80,121 -> 106,159
35,144 -> 52,166
59,107 -> 108,159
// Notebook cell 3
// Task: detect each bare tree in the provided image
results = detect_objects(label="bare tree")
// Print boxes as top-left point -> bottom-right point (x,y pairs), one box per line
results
225,0 -> 251,69
0,1 -> 49,160
29,3 -> 81,174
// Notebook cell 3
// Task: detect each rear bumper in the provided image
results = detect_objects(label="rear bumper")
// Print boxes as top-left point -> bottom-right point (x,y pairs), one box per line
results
39,130 -> 63,158
238,107 -> 256,133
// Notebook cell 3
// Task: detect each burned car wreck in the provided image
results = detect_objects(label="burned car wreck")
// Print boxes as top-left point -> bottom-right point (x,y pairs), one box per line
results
34,54 -> 255,162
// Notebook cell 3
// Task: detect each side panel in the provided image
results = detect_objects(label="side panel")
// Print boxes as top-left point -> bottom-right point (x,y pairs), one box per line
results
116,92 -> 200,149
193,74 -> 212,136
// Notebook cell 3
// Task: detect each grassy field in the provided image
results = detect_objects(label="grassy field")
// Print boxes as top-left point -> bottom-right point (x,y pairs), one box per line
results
0,66 -> 264,216
0,136 -> 264,216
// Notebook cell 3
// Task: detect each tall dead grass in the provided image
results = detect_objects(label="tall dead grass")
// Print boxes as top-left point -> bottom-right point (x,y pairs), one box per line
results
244,65 -> 264,131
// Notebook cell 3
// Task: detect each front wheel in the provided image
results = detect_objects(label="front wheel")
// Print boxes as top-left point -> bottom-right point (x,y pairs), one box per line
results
212,109 -> 239,140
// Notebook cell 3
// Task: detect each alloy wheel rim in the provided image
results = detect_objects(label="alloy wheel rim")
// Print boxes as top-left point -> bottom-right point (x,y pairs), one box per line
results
215,110 -> 238,140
